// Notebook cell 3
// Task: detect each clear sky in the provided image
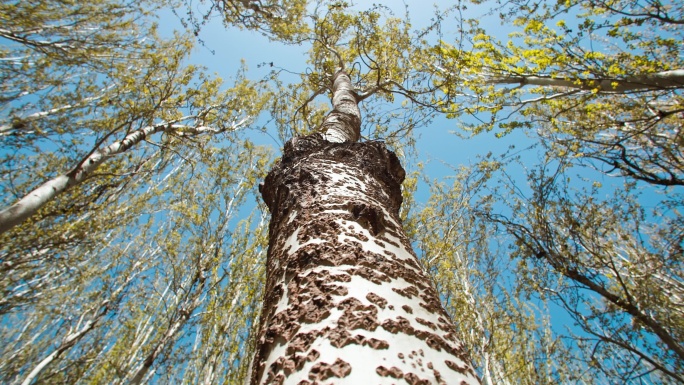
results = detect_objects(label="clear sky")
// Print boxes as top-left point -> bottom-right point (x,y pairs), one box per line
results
157,0 -> 532,204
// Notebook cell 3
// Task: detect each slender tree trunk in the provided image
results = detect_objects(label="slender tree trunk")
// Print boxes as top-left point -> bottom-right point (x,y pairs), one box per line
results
19,266 -> 139,385
250,71 -> 480,384
0,123 -> 166,236
0,109 -> 245,236
489,69 -> 684,93
128,268 -> 207,385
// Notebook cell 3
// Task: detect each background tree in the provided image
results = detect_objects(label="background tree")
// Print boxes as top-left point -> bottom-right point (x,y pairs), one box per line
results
433,0 -> 683,186
471,152 -> 683,383
177,0 -> 310,43
0,6 -> 266,233
1,134 -> 271,384
415,0 -> 684,382
1,0 -> 271,383
407,166 -> 582,385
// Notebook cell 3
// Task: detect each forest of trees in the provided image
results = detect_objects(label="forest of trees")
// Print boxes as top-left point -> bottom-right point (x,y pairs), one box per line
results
0,0 -> 681,383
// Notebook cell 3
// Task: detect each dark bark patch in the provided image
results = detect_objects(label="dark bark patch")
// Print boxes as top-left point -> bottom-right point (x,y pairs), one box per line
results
392,286 -> 419,299
421,333 -> 445,352
350,203 -> 386,236
345,312 -> 378,331
337,297 -> 379,331
272,373 -> 285,385
436,317 -> 454,332
362,337 -> 389,349
308,358 -> 352,381
445,359 -> 470,374
376,365 -> 404,379
307,349 -> 320,362
416,317 -> 438,331
366,292 -> 387,309
280,352 -> 311,375
432,368 -> 444,384
404,372 -> 431,385
348,266 -> 391,284
380,236 -> 401,248
332,273 -> 352,282
286,333 -> 317,355
381,316 -> 411,334
300,303 -> 331,324
327,328 -> 356,348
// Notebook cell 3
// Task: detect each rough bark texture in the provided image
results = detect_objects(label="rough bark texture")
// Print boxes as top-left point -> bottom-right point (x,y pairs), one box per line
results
252,133 -> 480,384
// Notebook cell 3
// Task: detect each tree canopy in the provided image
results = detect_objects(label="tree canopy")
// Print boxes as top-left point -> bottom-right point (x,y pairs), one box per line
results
430,0 -> 683,381
0,0 -> 681,384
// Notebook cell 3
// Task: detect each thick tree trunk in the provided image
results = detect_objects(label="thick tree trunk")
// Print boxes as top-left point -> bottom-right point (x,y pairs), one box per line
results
252,132 -> 481,384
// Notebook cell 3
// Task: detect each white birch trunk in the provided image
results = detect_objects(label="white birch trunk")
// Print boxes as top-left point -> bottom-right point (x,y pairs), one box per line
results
321,71 -> 361,143
0,112 -> 248,235
19,265 -> 140,385
253,134 -> 480,384
0,123 -> 167,235
251,70 -> 480,385
489,69 -> 684,93
128,269 -> 207,385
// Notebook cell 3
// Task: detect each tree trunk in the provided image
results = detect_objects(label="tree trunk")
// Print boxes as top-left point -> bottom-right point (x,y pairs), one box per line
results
251,130 -> 481,383
489,69 -> 684,93
0,110 -> 247,236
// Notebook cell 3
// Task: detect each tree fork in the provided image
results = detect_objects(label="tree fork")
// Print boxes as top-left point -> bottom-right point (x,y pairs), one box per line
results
250,70 -> 480,384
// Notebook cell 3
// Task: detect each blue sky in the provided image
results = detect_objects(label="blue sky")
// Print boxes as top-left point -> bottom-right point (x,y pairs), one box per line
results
157,0 -> 532,203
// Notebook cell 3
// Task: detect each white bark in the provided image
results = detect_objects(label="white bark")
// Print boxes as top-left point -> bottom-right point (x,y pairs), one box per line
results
0,113 -> 249,235
321,71 -> 361,143
0,123 -> 164,235
251,69 -> 479,384
0,89 -> 113,136
489,69 -> 684,93
127,317 -> 187,385
127,266 -> 208,385
253,131 -> 481,384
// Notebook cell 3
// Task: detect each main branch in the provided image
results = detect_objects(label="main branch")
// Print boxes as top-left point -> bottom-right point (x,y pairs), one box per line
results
321,71 -> 361,143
